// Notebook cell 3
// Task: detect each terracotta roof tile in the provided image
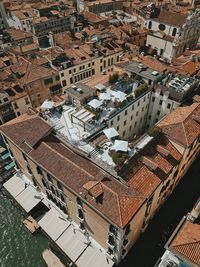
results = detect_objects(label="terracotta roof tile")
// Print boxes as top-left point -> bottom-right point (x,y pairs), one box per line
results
171,220 -> 200,266
158,103 -> 200,147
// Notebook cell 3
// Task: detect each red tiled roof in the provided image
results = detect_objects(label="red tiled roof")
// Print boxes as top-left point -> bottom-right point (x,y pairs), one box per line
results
0,114 -> 183,228
158,103 -> 200,147
0,114 -> 52,148
154,10 -> 188,27
121,135 -> 182,198
171,220 -> 200,266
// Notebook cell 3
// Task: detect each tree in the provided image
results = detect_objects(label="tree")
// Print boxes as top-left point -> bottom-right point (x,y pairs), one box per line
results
109,73 -> 119,85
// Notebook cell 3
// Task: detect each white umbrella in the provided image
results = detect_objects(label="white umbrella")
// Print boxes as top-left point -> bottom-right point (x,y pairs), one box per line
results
113,140 -> 128,152
99,92 -> 111,101
41,100 -> 54,109
88,99 -> 102,109
111,90 -> 127,101
103,127 -> 119,139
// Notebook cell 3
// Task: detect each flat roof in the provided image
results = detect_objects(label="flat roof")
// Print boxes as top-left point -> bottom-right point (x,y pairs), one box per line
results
125,62 -> 163,81
38,207 -> 70,241
15,185 -> 43,213
56,226 -> 88,262
75,243 -> 114,267
3,174 -> 26,198
66,83 -> 94,100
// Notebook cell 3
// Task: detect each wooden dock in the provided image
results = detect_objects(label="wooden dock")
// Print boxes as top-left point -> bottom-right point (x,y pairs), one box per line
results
42,249 -> 66,267
22,215 -> 40,233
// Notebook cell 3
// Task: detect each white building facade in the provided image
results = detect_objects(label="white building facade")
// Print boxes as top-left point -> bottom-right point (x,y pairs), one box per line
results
146,9 -> 200,61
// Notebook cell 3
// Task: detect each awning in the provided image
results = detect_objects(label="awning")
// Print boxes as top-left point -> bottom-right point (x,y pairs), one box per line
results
113,140 -> 128,152
5,161 -> 15,171
56,226 -> 88,262
1,152 -> 10,160
38,207 -> 70,241
75,243 -> 114,267
15,185 -> 43,213
103,128 -> 119,139
88,99 -> 102,109
0,147 -> 6,154
41,100 -> 54,109
3,174 -> 26,197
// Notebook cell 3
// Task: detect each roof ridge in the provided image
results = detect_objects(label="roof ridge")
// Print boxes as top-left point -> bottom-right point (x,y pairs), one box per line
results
173,239 -> 200,248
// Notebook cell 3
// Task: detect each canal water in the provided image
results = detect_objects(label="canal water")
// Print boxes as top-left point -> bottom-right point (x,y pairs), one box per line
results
0,191 -> 48,267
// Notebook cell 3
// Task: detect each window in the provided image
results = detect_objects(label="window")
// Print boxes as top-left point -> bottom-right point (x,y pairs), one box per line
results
117,115 -> 120,121
123,239 -> 128,246
61,72 -> 64,77
167,103 -> 171,109
60,194 -> 65,202
77,197 -> 82,206
129,125 -> 132,131
142,107 -> 144,112
37,166 -> 42,175
117,126 -> 119,131
70,77 -> 73,84
134,122 -> 137,127
123,130 -> 126,137
55,75 -> 60,81
132,104 -> 134,110
41,178 -> 46,187
57,181 -> 63,190
107,248 -> 113,255
131,115 -> 133,120
108,235 -> 115,246
172,28 -> 177,37
152,97 -> 155,102
110,120 -> 113,126
3,97 -> 8,102
47,173 -> 52,182
44,78 -> 53,85
137,100 -> 140,106
69,70 -> 72,74
136,111 -> 138,116
159,100 -> 163,105
25,97 -> 30,105
125,224 -> 130,236
13,102 -> 18,109
62,80 -> 66,87
78,209 -> 84,219
92,69 -> 95,75
148,21 -> 152,30
109,224 -> 117,235
17,112 -> 20,116
125,110 -> 128,116
157,110 -> 160,115
50,186 -> 55,195
124,120 -> 127,126
80,222 -> 85,230
158,24 -> 166,31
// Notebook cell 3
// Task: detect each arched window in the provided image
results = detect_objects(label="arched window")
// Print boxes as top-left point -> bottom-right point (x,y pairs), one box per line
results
148,21 -> 152,30
172,28 -> 177,37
